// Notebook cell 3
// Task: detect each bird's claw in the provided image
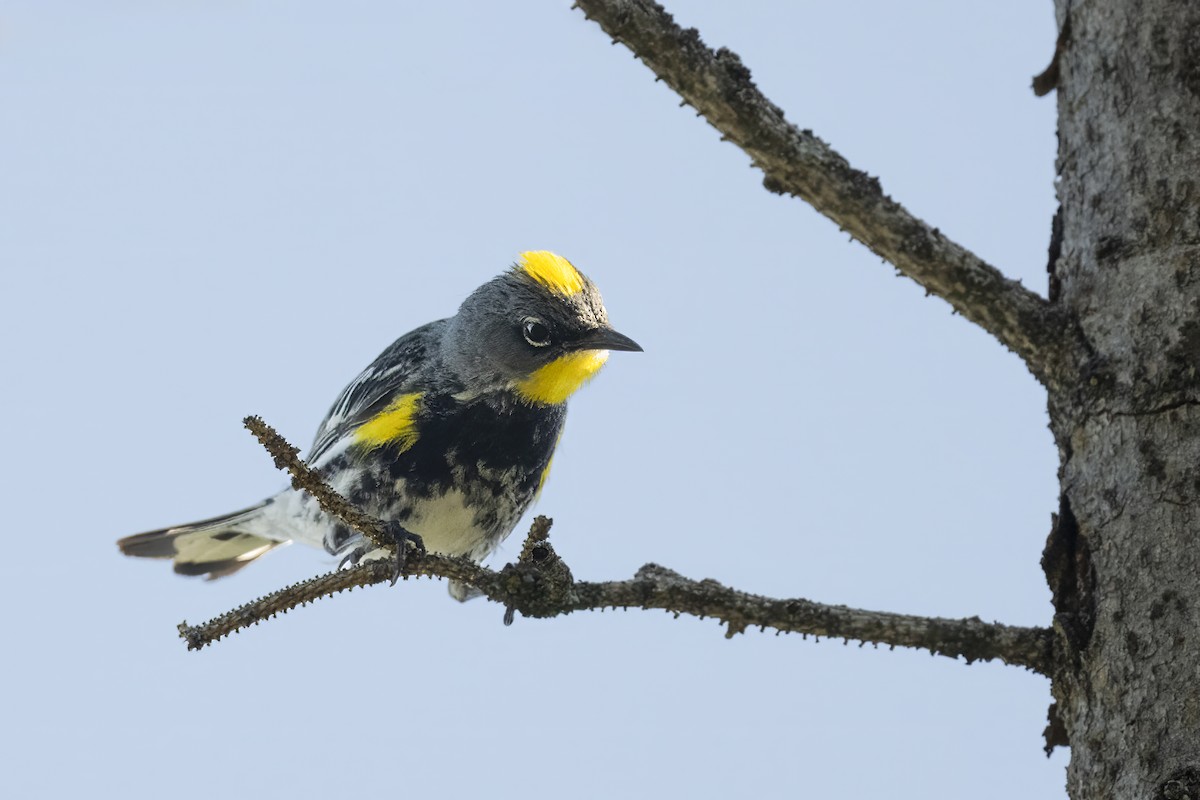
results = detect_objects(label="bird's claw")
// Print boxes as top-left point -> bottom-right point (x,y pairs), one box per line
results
383,522 -> 426,586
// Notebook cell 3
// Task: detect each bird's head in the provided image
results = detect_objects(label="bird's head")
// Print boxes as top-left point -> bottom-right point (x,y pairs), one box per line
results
445,251 -> 642,405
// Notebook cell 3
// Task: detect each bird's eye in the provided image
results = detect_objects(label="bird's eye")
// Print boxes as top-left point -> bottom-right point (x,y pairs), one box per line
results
522,317 -> 552,347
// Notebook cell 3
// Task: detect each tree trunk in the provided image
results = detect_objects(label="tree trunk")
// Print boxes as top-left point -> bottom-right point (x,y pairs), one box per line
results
1050,0 -> 1200,796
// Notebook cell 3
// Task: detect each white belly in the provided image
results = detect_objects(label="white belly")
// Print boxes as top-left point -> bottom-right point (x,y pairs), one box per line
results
402,488 -> 485,558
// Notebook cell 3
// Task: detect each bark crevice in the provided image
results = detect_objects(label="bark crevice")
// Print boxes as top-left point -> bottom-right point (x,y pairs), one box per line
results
1042,493 -> 1096,666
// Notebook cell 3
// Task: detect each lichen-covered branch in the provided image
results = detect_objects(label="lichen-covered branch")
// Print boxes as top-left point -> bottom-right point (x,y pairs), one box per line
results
178,418 -> 1053,676
573,0 -> 1082,388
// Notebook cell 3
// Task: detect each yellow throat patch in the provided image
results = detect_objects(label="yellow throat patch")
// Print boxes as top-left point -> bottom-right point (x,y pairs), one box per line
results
518,250 -> 585,296
354,392 -> 422,451
515,350 -> 610,406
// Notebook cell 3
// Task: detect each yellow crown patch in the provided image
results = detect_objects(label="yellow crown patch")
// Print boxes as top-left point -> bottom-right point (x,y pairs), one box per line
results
518,250 -> 585,296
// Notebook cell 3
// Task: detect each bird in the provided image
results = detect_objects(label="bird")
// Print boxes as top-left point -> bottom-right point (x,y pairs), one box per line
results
117,251 -> 641,599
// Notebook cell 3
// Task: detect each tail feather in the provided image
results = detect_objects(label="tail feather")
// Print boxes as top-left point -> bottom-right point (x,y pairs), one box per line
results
117,501 -> 287,579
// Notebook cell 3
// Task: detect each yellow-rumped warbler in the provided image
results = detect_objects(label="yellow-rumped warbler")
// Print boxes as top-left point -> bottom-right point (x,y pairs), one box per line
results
118,251 -> 640,598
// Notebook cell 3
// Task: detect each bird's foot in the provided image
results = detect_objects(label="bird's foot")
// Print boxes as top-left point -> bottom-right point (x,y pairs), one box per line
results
383,522 -> 426,586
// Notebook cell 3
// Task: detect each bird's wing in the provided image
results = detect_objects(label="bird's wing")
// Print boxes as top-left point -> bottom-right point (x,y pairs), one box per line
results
307,320 -> 448,464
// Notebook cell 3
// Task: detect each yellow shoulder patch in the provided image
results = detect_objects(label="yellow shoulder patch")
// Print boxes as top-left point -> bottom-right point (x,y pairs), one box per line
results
518,250 -> 585,296
354,392 -> 423,451
514,351 -> 609,406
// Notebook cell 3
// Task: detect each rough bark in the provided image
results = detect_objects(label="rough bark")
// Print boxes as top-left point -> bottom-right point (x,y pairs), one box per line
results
1049,0 -> 1200,797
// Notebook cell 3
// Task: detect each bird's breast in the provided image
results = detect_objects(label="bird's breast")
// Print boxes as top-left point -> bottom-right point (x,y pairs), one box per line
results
341,393 -> 567,558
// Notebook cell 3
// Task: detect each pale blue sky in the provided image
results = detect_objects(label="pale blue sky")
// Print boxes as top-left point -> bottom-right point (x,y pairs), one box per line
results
2,2 -> 1065,798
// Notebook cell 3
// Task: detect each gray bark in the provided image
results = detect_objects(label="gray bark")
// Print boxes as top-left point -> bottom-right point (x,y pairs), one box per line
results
1049,0 -> 1200,797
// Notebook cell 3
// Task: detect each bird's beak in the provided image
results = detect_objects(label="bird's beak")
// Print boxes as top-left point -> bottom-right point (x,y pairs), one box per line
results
570,327 -> 643,353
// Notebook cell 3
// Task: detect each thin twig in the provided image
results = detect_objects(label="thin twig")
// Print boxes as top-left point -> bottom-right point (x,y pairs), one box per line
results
573,0 -> 1083,388
244,415 -> 394,552
179,556 -> 490,651
178,419 -> 1053,676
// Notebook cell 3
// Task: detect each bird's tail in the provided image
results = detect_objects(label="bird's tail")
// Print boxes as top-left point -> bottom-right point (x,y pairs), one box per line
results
117,501 -> 287,579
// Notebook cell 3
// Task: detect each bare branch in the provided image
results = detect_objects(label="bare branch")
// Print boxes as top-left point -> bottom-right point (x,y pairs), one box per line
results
178,418 -> 1053,675
178,554 -> 495,651
179,532 -> 1052,672
245,415 -> 395,552
576,565 -> 1053,672
573,0 -> 1083,387
1032,15 -> 1071,97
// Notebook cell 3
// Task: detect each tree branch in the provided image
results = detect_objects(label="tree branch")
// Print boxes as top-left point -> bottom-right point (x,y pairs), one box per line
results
178,418 -> 1053,676
1031,14 -> 1071,97
573,0 -> 1082,388
245,415 -> 395,552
